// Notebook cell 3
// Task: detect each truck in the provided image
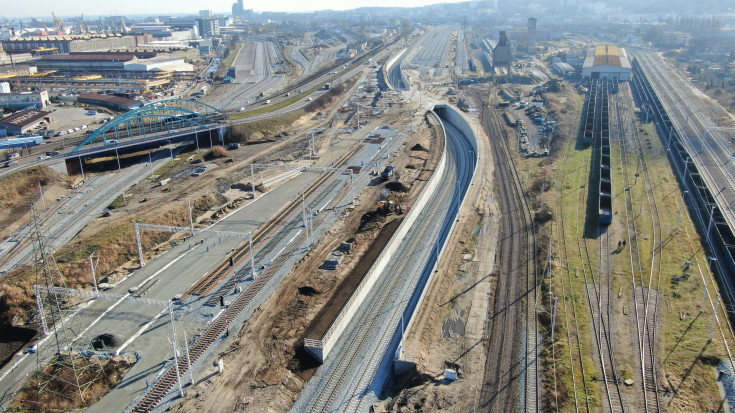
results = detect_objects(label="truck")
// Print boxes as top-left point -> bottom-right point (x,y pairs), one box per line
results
380,165 -> 394,180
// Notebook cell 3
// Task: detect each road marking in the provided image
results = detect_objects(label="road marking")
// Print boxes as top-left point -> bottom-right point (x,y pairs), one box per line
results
0,244 -> 199,385
114,307 -> 168,356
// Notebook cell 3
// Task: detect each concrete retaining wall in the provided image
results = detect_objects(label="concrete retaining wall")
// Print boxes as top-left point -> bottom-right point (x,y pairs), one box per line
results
305,110 -> 448,362
397,104 -> 478,358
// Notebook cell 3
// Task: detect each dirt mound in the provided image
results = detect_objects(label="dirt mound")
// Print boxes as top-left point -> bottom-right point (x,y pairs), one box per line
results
385,181 -> 409,192
298,286 -> 320,296
358,210 -> 387,232
203,146 -> 231,161
411,143 -> 429,152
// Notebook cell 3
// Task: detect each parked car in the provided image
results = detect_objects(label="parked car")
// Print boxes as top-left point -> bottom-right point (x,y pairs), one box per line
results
37,155 -> 51,161
5,160 -> 18,167
8,152 -> 20,160
46,150 -> 59,156
306,97 -> 313,101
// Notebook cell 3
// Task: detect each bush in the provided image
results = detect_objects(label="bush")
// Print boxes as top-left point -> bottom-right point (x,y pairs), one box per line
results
203,146 -> 231,161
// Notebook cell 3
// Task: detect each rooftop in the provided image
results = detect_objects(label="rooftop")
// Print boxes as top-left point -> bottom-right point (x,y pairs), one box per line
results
0,108 -> 50,127
584,45 -> 631,69
78,93 -> 141,107
41,53 -> 138,62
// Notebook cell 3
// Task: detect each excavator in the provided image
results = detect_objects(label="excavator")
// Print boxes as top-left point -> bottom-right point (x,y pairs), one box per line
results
380,194 -> 403,215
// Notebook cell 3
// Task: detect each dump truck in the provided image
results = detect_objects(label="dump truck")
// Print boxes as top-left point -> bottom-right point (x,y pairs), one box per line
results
380,165 -> 394,180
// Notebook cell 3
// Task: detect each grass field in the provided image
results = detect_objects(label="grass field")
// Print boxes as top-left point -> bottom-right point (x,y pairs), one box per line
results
539,85 -> 735,411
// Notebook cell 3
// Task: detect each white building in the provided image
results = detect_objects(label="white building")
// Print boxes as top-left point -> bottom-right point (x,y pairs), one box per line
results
582,45 -> 632,81
124,57 -> 194,72
0,90 -> 49,110
0,82 -> 10,94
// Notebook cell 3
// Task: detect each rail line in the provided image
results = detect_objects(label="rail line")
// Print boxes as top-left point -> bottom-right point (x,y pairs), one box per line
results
183,144 -> 363,298
576,80 -> 625,413
553,129 -> 592,413
131,145 -> 364,412
613,82 -> 662,412
476,91 -> 538,412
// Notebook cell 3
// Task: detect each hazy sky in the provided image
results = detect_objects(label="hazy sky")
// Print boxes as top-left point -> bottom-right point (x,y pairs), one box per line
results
5,0 -> 465,18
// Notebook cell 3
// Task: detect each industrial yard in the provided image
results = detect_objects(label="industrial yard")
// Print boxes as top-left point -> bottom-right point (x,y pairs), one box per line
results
1,2 -> 735,413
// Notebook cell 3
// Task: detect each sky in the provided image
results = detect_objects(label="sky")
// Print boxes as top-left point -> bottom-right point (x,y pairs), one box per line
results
4,0 -> 466,18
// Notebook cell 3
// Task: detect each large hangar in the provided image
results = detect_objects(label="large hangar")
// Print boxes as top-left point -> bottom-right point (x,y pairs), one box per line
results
583,45 -> 632,81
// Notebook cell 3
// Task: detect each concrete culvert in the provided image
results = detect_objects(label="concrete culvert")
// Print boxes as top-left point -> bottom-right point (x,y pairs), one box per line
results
91,333 -> 119,350
298,286 -> 319,296
385,181 -> 409,192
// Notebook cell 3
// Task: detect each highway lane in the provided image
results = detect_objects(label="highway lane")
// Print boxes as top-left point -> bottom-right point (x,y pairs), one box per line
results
206,40 -> 285,111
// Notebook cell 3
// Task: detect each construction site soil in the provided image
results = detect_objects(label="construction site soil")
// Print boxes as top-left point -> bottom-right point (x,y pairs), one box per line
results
303,218 -> 402,339
169,107 -> 441,413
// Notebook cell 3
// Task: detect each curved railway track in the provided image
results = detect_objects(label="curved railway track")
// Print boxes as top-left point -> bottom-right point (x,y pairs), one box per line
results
476,92 -> 538,412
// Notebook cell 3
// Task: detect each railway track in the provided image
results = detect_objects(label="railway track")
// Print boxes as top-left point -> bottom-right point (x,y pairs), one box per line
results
554,128 -> 592,413
576,80 -> 625,413
132,144 -> 365,413
476,91 -> 538,412
183,144 -> 363,298
295,109 -> 473,412
615,83 -> 662,412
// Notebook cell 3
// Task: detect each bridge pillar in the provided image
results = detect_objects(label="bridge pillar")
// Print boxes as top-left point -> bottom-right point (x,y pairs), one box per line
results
65,157 -> 85,176
218,127 -> 226,145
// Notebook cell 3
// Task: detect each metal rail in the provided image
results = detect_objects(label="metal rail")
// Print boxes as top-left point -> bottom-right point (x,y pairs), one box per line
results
477,94 -> 538,412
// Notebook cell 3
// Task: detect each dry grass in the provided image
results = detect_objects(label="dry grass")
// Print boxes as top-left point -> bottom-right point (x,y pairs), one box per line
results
226,111 -> 303,143
203,146 -> 231,161
8,355 -> 134,412
0,193 -> 223,326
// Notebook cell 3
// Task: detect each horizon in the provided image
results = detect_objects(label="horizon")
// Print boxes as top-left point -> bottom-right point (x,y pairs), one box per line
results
2,0 -> 468,20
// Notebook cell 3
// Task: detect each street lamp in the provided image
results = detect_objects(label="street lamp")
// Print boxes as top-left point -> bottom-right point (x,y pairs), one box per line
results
702,256 -> 717,313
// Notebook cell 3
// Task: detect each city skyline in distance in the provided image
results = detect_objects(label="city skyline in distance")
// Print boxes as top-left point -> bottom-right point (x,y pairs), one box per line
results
3,0 -> 468,19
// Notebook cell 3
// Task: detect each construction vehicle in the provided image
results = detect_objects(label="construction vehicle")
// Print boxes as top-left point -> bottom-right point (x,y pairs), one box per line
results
380,165 -> 394,180
380,194 -> 403,215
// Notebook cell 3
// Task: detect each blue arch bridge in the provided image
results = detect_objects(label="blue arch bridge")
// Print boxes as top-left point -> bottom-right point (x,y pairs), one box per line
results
64,99 -> 227,174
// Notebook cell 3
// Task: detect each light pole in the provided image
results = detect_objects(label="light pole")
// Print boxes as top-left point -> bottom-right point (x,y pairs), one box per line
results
38,180 -> 46,211
702,256 -> 717,312
550,292 -> 558,344
167,140 -> 173,166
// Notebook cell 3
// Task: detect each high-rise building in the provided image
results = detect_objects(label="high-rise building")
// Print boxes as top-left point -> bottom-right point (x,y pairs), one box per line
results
528,18 -> 537,51
199,10 -> 213,18
232,0 -> 244,18
492,30 -> 512,71
197,18 -> 220,38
